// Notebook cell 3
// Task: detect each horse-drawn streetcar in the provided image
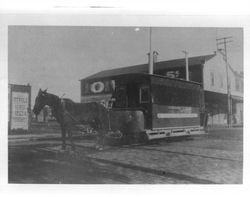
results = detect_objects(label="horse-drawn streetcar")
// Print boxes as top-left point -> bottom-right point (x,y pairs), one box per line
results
81,73 -> 207,141
33,72 -> 207,151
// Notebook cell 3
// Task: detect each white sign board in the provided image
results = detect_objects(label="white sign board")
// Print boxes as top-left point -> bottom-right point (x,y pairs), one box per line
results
11,92 -> 29,130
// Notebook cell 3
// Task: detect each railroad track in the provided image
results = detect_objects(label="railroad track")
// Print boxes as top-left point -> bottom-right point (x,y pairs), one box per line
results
121,146 -> 242,162
40,138 -> 242,163
63,139 -> 242,164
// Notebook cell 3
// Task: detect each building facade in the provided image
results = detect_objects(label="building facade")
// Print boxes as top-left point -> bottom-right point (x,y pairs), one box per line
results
202,52 -> 243,126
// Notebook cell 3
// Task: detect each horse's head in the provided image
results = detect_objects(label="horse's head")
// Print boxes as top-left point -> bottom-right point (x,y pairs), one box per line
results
33,89 -> 48,115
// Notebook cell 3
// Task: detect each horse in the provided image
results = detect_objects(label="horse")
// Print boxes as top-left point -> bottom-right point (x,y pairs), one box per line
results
32,89 -> 110,151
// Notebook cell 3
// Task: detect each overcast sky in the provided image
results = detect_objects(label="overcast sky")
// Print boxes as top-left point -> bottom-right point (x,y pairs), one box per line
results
8,26 -> 243,105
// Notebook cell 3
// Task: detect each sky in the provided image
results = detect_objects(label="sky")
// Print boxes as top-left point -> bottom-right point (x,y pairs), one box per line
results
8,26 -> 243,105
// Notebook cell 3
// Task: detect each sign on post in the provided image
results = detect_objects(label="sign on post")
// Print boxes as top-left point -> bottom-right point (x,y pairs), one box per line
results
9,84 -> 31,131
11,92 -> 29,130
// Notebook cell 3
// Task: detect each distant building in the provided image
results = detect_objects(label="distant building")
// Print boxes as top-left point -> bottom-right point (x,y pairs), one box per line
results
80,51 -> 243,127
35,105 -> 54,123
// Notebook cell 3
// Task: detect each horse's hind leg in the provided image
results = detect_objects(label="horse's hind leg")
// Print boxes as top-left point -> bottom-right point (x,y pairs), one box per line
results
97,128 -> 105,150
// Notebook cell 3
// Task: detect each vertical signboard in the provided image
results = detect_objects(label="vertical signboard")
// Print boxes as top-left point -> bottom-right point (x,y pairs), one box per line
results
11,92 -> 29,130
9,84 -> 31,131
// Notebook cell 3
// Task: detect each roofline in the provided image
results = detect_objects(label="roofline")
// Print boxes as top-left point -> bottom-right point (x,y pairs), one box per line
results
9,83 -> 31,87
149,73 -> 202,85
81,72 -> 202,86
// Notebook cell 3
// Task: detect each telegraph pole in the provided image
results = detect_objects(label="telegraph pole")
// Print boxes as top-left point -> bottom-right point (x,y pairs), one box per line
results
216,36 -> 233,128
149,27 -> 154,74
182,50 -> 189,81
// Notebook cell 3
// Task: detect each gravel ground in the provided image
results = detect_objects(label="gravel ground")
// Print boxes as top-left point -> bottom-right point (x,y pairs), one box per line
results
9,127 -> 243,184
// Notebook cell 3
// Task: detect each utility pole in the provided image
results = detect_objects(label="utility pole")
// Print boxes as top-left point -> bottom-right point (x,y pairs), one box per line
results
216,36 -> 233,128
182,50 -> 189,81
149,27 -> 154,75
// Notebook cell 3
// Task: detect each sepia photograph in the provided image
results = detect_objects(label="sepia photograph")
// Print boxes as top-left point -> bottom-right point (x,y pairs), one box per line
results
7,25 -> 243,184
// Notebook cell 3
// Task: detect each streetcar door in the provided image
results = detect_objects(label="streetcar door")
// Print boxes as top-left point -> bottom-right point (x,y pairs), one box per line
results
113,85 -> 128,108
127,83 -> 139,107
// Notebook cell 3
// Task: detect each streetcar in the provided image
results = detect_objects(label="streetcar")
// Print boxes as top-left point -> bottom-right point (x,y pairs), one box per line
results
80,73 -> 206,140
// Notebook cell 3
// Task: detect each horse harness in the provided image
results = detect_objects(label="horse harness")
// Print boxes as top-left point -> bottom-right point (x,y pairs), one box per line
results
59,99 -> 123,139
60,98 -> 111,131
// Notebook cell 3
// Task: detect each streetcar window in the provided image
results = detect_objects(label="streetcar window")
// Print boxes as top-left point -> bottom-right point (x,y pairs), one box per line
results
152,84 -> 200,107
140,86 -> 150,103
